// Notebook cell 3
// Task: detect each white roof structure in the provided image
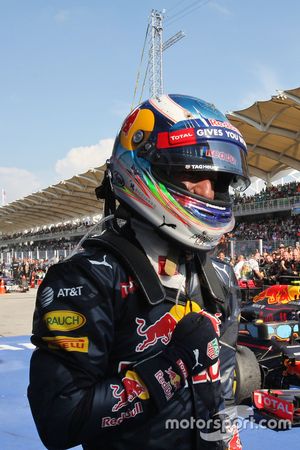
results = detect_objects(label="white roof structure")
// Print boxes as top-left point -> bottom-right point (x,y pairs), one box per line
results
1,87 -> 299,235
227,87 -> 300,182
0,167 -> 106,234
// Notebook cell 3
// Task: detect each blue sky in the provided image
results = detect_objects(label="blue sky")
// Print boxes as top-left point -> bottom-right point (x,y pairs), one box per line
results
1,0 -> 299,203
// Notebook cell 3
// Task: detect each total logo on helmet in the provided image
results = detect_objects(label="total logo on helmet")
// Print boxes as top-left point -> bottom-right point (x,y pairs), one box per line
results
157,125 -> 246,153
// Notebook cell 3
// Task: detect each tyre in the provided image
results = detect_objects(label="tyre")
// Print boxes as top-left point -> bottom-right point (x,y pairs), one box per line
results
233,345 -> 261,404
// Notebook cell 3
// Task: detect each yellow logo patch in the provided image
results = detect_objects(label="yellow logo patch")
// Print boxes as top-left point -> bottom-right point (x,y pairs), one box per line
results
43,310 -> 86,331
42,336 -> 89,353
120,108 -> 155,150
169,301 -> 202,321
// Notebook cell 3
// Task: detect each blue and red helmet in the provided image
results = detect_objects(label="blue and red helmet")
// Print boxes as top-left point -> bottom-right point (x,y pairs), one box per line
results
109,94 -> 250,249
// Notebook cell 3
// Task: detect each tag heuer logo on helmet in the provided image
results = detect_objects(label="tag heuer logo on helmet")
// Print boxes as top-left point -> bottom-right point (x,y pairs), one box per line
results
185,164 -> 213,170
207,338 -> 219,360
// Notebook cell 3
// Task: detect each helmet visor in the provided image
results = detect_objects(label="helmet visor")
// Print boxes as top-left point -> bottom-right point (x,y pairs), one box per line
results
143,141 -> 250,192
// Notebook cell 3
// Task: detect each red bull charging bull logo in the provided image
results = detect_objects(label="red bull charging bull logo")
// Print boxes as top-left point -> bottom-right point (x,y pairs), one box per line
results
135,312 -> 177,352
253,285 -> 300,305
135,304 -> 221,352
165,366 -> 182,390
111,384 -> 128,412
111,370 -> 149,412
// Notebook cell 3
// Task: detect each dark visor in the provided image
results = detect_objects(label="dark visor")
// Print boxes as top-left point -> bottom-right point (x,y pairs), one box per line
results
142,141 -> 250,191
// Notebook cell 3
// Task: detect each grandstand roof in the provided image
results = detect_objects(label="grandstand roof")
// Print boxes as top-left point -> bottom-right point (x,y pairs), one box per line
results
0,87 -> 299,235
227,86 -> 300,182
0,168 -> 106,234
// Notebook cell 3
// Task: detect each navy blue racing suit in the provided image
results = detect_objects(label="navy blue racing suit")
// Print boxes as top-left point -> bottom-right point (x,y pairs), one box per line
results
28,222 -> 241,449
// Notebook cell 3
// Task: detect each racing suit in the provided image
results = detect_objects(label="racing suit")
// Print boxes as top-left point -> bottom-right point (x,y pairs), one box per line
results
28,218 -> 241,449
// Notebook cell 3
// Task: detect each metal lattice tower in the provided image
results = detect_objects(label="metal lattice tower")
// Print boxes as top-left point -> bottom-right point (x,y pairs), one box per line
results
148,9 -> 185,99
148,10 -> 164,99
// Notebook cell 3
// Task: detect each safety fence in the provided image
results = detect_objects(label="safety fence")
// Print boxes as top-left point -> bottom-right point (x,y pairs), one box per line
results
215,238 -> 298,260
2,238 -> 299,265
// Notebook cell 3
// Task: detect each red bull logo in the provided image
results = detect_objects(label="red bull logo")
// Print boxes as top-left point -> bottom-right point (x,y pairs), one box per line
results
154,369 -> 174,401
154,365 -> 183,401
120,108 -> 155,151
111,370 -> 149,412
111,384 -> 128,412
122,109 -> 139,135
135,312 -> 177,352
253,285 -> 300,305
102,402 -> 143,427
135,304 -> 220,352
122,371 -> 149,402
165,366 -> 181,390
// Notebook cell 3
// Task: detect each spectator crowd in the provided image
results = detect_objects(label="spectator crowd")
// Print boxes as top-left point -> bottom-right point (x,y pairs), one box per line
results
233,180 -> 300,205
217,243 -> 300,287
0,257 -> 52,289
233,216 -> 300,242
0,218 -> 96,242
1,180 -> 300,289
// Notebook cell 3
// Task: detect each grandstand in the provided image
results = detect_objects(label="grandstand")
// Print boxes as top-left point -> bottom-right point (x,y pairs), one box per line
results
0,87 -> 299,263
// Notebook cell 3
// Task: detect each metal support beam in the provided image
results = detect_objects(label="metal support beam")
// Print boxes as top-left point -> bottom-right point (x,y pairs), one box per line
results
162,31 -> 185,51
229,111 -> 300,142
249,145 -> 300,171
277,90 -> 300,105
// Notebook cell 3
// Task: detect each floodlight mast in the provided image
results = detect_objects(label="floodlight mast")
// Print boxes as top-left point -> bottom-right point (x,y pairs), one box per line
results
148,10 -> 185,98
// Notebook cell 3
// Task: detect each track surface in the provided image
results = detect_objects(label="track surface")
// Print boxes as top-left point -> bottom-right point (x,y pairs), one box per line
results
0,291 -> 298,448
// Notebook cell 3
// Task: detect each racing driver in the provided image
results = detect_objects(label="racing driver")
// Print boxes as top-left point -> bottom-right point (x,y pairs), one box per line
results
28,94 -> 250,449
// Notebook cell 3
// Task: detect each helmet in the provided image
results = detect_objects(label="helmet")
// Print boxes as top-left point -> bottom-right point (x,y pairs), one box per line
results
109,94 -> 250,250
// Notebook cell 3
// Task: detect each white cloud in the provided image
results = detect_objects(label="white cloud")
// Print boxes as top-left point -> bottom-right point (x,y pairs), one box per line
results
55,138 -> 114,179
0,167 -> 41,204
239,64 -> 281,108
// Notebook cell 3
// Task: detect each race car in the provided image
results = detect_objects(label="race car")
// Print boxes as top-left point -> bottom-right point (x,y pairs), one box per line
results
0,274 -> 29,293
252,388 -> 300,426
234,282 -> 300,404
0,275 -> 16,292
